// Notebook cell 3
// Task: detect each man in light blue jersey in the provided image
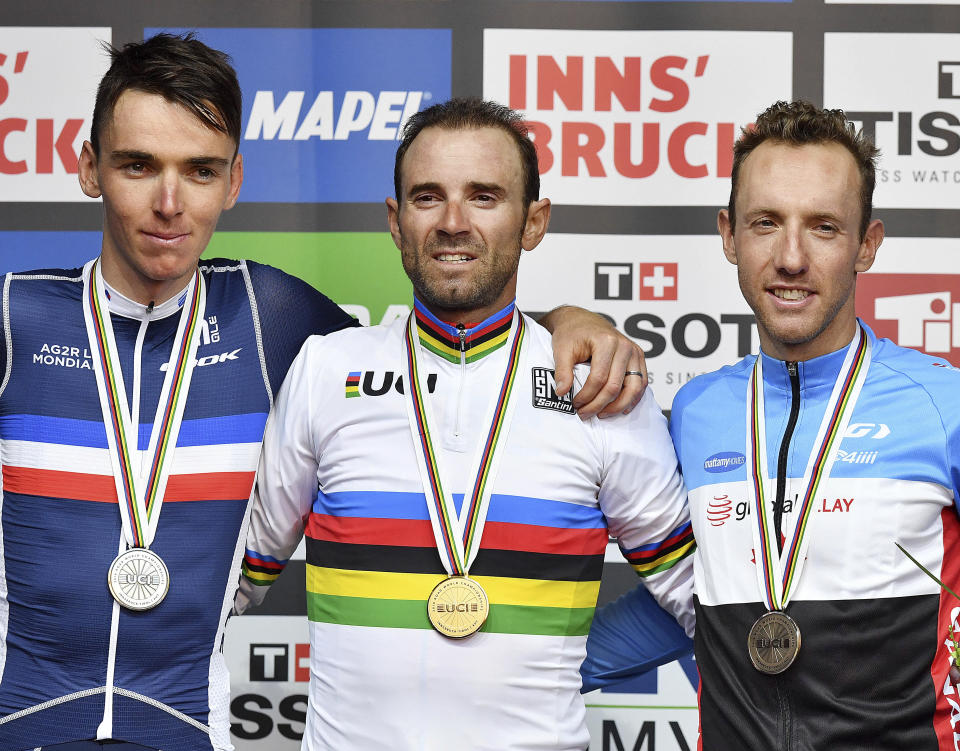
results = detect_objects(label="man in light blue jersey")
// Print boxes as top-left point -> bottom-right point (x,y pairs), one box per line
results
586,100 -> 960,750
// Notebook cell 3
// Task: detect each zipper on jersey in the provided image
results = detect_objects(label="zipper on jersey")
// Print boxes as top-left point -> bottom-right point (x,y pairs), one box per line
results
773,361 -> 800,554
454,325 -> 466,439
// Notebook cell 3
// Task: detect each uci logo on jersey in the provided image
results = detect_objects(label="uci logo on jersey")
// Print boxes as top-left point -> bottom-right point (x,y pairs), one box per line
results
345,370 -> 437,398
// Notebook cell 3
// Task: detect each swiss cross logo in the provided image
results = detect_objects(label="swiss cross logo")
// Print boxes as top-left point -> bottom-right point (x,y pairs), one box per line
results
857,274 -> 960,365
639,263 -> 678,300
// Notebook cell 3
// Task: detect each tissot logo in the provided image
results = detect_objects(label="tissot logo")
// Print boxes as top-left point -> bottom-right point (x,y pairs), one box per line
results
825,35 -> 960,208
594,262 -> 678,300
249,644 -> 289,682
345,371 -> 437,397
531,367 -> 575,414
249,643 -> 311,683
857,273 -> 960,365
939,61 -> 960,98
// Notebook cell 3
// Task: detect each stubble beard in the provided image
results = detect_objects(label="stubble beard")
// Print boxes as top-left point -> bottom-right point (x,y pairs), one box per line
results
744,270 -> 856,356
402,236 -> 521,319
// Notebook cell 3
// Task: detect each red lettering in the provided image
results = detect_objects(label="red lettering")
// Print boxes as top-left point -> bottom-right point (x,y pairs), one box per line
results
667,121 -> 708,178
295,643 -> 310,682
613,122 -> 658,178
562,122 -> 606,177
594,57 -> 642,112
509,55 -> 526,110
0,118 -> 27,174
525,120 -> 554,174
717,122 -> 735,178
650,56 -> 689,113
537,55 -> 583,112
35,118 -> 83,174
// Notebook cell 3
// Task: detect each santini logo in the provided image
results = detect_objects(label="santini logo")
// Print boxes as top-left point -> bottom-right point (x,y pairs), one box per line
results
704,452 -> 746,473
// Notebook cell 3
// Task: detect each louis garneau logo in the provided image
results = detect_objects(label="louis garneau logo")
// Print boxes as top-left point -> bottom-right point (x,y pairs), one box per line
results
531,367 -> 575,414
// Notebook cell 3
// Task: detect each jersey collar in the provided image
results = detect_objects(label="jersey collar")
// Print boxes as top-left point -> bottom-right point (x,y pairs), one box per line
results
413,298 -> 515,364
96,260 -> 192,322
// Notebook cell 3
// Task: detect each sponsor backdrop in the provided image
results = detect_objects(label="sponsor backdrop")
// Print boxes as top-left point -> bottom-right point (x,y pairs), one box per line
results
1,1 -> 959,748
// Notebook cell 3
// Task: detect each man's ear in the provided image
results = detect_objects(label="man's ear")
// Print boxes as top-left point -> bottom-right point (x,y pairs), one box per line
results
223,153 -> 244,210
855,219 -> 884,273
386,197 -> 402,250
718,209 -> 737,265
521,198 -> 551,251
78,141 -> 102,199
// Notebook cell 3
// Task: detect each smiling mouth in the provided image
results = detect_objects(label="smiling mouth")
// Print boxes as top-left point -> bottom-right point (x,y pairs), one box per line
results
772,289 -> 810,301
436,253 -> 473,263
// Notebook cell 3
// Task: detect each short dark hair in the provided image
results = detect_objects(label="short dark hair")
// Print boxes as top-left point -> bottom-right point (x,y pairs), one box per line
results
728,100 -> 879,241
91,32 -> 242,156
393,97 -> 540,207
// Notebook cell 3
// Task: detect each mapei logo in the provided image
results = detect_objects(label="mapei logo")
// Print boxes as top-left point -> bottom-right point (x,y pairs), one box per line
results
595,262 -> 678,301
531,367 -> 575,414
858,273 -> 960,365
249,643 -> 310,683
162,28 -> 451,203
345,370 -> 437,398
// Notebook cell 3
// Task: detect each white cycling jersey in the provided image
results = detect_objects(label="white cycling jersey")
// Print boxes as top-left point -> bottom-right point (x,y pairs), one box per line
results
238,300 -> 695,751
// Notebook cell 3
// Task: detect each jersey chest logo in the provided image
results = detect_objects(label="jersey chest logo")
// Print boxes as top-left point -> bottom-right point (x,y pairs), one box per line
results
531,367 -> 574,415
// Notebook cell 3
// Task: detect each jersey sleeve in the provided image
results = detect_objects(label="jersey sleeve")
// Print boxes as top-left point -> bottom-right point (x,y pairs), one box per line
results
245,260 -> 359,396
580,388 -> 696,690
580,585 -> 693,692
596,387 -> 696,636
235,336 -> 324,614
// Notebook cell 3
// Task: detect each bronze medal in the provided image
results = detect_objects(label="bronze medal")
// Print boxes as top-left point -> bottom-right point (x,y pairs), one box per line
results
427,576 -> 489,638
748,610 -> 800,674
107,547 -> 170,611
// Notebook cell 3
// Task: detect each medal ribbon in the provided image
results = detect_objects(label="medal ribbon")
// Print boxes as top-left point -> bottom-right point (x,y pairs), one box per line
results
82,260 -> 206,549
403,308 -> 526,576
747,325 -> 871,611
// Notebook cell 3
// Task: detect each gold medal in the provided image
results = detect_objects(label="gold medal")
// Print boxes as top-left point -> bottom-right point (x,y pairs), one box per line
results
427,576 -> 489,638
748,610 -> 800,674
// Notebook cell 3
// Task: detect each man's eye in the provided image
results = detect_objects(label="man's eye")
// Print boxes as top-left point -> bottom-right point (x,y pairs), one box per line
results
195,167 -> 216,180
126,162 -> 146,173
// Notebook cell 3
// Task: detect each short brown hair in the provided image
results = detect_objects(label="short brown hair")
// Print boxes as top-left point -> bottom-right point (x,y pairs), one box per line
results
728,100 -> 879,240
394,97 -> 539,207
91,32 -> 242,156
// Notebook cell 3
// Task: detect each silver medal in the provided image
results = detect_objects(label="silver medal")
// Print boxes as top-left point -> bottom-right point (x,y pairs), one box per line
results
108,548 -> 170,611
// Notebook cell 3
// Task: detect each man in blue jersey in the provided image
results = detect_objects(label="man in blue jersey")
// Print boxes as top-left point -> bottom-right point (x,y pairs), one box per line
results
586,100 -> 960,749
0,33 -> 649,751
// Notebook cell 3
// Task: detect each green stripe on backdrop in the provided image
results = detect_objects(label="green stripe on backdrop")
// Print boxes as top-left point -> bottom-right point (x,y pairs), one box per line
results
205,232 -> 413,326
308,593 -> 594,637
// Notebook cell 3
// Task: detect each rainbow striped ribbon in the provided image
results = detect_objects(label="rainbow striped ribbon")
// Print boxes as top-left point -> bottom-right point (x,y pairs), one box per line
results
83,260 -> 205,548
403,309 -> 526,576
747,325 -> 871,611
